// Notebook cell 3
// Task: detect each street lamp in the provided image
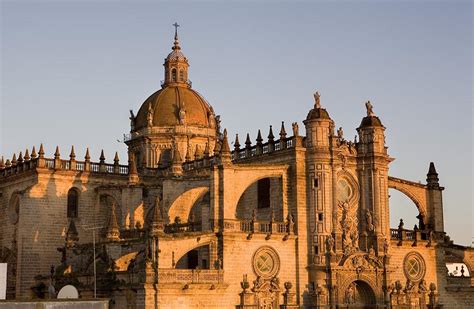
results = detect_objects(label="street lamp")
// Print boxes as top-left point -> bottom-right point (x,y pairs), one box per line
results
82,225 -> 103,299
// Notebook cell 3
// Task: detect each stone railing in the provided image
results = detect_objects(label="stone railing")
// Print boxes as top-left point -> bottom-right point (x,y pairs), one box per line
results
223,218 -> 293,237
158,269 -> 223,284
232,137 -> 295,161
390,228 -> 438,247
1,155 -> 129,178
164,221 -> 202,234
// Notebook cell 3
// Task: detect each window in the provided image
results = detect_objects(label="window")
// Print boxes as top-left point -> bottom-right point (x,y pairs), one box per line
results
257,178 -> 270,208
67,188 -> 79,218
172,68 -> 177,82
179,69 -> 184,81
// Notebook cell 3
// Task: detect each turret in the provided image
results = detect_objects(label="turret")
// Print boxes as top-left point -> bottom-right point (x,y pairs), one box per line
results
426,162 -> 444,232
303,91 -> 334,149
356,101 -> 392,251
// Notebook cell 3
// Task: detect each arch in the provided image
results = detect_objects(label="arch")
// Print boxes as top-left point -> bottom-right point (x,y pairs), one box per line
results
235,176 -> 283,221
168,187 -> 209,223
175,243 -> 211,269
171,68 -> 177,82
67,187 -> 79,218
339,277 -> 378,306
179,69 -> 184,81
388,177 -> 427,217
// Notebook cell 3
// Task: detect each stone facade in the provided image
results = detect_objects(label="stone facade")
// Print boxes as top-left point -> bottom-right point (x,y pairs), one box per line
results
1,29 -> 473,309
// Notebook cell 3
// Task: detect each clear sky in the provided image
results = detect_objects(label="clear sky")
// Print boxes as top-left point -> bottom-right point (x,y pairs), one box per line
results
1,1 -> 472,245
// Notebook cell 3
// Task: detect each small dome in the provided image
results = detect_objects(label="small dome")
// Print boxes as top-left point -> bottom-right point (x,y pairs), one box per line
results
166,49 -> 187,62
134,86 -> 215,130
359,116 -> 383,128
306,107 -> 331,121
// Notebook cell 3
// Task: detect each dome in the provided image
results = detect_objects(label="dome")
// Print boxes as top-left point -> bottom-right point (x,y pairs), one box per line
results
359,116 -> 383,128
134,86 -> 215,130
166,49 -> 187,62
306,107 -> 331,121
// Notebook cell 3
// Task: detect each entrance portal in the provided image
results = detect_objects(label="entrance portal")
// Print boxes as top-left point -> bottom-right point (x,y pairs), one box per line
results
343,280 -> 377,308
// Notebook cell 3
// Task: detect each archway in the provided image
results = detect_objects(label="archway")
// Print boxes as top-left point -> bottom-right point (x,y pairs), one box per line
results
168,187 -> 209,224
343,280 -> 377,308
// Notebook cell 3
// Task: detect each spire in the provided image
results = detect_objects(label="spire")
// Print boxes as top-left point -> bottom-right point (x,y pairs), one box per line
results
54,146 -> 60,159
69,146 -> 75,160
106,202 -> 121,241
427,162 -> 439,188
38,143 -> 45,158
245,133 -> 252,149
31,146 -> 37,159
24,149 -> 30,161
114,152 -> 120,164
185,141 -> 192,162
11,153 -> 17,165
268,125 -> 275,142
234,134 -> 241,151
99,150 -> 105,163
17,152 -> 23,163
172,145 -> 182,164
256,130 -> 263,146
203,142 -> 210,158
84,148 -> 90,161
194,145 -> 203,160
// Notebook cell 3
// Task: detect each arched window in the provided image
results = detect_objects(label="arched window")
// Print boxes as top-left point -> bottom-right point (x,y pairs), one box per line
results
179,69 -> 184,81
172,68 -> 177,82
67,188 -> 79,218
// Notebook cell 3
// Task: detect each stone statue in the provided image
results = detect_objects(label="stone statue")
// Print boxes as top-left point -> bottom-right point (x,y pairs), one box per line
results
345,283 -> 356,304
208,113 -> 216,129
365,209 -> 374,232
313,91 -> 321,109
129,110 -> 135,131
337,127 -> 344,139
178,102 -> 186,125
326,234 -> 334,254
147,103 -> 154,127
383,238 -> 389,255
398,218 -> 404,231
292,122 -> 299,137
215,115 -> 221,134
365,100 -> 375,117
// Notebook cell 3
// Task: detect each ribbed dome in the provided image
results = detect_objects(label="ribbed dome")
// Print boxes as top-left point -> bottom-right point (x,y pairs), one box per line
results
134,86 -> 215,130
166,49 -> 187,61
359,116 -> 383,128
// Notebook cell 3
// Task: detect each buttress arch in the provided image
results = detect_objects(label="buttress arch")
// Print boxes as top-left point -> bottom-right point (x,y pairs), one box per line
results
168,187 -> 209,223
388,176 -> 427,217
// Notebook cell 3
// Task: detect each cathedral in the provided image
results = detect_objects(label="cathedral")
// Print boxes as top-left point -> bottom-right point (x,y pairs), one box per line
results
0,26 -> 473,309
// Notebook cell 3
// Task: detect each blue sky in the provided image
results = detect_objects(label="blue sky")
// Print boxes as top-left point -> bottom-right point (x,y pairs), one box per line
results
1,1 -> 472,245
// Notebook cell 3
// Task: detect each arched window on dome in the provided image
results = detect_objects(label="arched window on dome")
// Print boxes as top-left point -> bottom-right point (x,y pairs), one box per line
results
179,69 -> 184,81
67,188 -> 79,218
172,68 -> 177,82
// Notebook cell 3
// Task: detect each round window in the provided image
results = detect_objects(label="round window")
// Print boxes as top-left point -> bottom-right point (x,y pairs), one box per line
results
252,246 -> 280,278
337,179 -> 352,203
403,252 -> 426,282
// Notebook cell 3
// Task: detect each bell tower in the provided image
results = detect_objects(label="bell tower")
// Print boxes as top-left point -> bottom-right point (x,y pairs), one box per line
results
356,101 -> 392,253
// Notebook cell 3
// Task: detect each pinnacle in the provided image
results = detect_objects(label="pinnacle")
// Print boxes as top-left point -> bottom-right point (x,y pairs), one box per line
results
221,129 -> 231,154
268,125 -> 275,141
54,146 -> 60,158
85,148 -> 91,161
31,146 -> 37,159
114,152 -> 120,163
69,146 -> 76,159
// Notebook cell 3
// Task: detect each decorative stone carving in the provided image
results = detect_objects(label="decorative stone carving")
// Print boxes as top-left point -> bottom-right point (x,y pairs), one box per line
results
365,209 -> 375,232
252,246 -> 280,279
339,201 -> 359,255
313,91 -> 321,109
403,252 -> 426,282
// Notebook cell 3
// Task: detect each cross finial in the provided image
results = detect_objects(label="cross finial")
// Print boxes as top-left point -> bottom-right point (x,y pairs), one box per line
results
173,22 -> 180,39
